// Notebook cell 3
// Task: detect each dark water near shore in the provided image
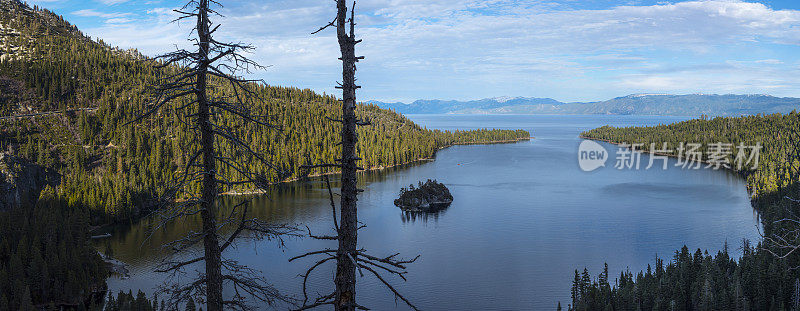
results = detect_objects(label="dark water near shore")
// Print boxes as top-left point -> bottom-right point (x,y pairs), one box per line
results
99,114 -> 759,310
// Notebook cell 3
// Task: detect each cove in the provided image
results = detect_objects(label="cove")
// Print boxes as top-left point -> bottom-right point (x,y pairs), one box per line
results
98,114 -> 759,310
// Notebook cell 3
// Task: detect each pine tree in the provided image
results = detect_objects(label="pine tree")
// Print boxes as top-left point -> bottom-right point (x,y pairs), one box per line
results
571,270 -> 580,304
19,286 -> 34,311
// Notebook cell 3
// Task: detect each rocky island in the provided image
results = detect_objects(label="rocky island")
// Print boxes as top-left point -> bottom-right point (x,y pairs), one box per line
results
394,179 -> 453,212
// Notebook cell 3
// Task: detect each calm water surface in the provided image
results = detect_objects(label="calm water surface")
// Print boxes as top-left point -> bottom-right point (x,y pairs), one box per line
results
101,115 -> 759,310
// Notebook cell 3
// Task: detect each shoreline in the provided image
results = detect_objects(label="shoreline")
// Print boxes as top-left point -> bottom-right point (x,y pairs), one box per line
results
222,137 -> 532,196
579,135 -> 753,194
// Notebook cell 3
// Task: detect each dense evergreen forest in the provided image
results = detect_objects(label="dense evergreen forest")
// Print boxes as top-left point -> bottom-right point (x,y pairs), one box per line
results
569,242 -> 798,311
575,113 -> 800,310
102,290 -> 175,311
0,0 -> 529,223
0,187 -> 108,310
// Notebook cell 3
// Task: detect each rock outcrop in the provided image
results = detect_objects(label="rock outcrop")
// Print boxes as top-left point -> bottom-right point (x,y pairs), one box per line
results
394,179 -> 453,212
0,153 -> 58,210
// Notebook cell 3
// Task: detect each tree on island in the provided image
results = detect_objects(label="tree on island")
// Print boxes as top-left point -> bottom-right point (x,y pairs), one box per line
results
395,179 -> 453,212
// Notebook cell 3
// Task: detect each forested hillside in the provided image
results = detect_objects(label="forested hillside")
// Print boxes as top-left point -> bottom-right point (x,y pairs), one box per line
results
568,242 -> 796,311
0,187 -> 107,310
574,113 -> 800,310
0,0 -> 529,222
582,113 -> 800,210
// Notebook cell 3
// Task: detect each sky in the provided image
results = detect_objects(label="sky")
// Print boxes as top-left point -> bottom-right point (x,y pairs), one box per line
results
24,0 -> 800,103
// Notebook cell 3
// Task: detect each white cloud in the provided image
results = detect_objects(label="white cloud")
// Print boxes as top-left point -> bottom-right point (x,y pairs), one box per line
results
79,7 -> 188,53
74,0 -> 800,101
104,17 -> 134,24
72,8 -> 134,24
755,59 -> 784,64
96,0 -> 129,5
618,60 -> 800,95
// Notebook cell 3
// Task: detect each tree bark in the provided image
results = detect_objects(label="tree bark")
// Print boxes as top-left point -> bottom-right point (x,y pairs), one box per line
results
334,0 -> 358,310
196,0 -> 224,310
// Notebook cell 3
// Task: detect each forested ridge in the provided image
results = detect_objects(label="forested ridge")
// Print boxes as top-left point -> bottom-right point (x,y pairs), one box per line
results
376,94 -> 800,116
582,113 -> 800,197
572,113 -> 800,310
0,0 -> 529,223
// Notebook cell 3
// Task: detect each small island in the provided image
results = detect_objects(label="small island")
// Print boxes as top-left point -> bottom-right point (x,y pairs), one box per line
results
394,179 -> 453,212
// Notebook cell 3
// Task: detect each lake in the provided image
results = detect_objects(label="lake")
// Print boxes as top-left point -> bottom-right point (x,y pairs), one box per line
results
99,114 -> 760,310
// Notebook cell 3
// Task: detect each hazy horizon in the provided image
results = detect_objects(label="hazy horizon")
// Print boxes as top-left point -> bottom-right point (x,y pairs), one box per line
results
366,92 -> 800,105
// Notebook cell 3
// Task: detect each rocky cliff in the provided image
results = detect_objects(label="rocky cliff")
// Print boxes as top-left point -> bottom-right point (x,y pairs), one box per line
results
0,153 -> 58,210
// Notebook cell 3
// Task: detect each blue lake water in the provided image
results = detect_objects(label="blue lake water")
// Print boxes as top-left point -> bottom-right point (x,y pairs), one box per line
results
101,114 -> 759,310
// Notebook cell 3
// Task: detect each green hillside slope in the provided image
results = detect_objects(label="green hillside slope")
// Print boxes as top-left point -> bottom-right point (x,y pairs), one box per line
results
0,0 -> 529,222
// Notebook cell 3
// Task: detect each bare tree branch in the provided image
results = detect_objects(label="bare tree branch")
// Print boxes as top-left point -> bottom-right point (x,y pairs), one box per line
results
130,0 -> 296,310
293,2 -> 419,310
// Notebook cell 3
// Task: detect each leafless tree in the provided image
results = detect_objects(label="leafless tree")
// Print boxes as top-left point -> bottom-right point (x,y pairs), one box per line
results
761,195 -> 800,264
131,0 -> 297,310
291,1 -> 419,310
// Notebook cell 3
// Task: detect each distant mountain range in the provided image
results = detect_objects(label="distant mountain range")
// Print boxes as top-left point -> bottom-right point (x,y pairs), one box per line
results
368,94 -> 800,116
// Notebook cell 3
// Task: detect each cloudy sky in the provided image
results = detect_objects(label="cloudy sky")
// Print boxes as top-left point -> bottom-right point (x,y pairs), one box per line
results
27,0 -> 800,102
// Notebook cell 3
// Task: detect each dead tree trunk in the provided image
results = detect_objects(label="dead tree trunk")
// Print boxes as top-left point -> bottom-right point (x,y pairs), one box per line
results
132,0 -> 298,310
195,0 -> 224,309
334,0 -> 359,309
292,2 -> 419,311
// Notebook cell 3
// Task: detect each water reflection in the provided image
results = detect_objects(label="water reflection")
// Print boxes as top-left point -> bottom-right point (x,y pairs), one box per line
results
400,208 -> 451,223
97,164 -> 429,268
100,115 -> 760,310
